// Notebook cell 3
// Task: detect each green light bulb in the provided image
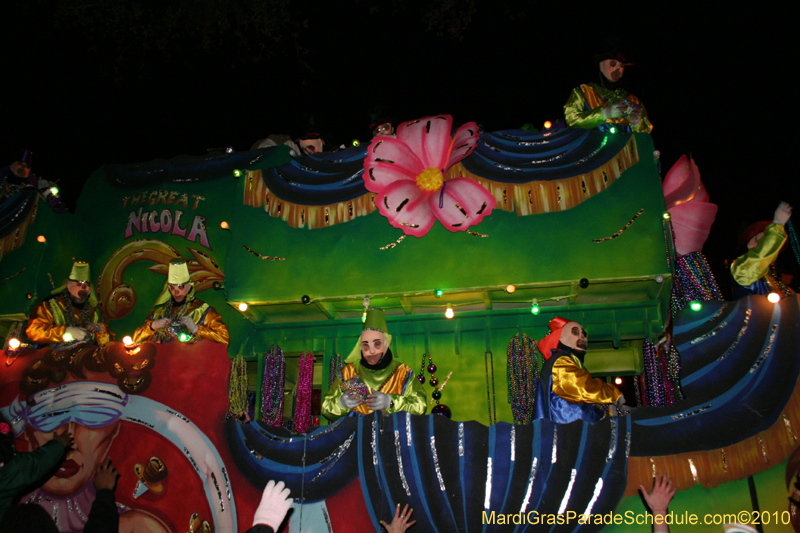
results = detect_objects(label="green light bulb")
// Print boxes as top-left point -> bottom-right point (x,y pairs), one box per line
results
690,302 -> 702,311
434,289 -> 444,298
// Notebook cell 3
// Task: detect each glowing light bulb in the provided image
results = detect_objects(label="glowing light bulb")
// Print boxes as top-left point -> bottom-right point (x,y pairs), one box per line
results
434,289 -> 444,298
122,336 -> 134,347
767,292 -> 781,303
8,338 -> 20,350
531,299 -> 540,315
615,377 -> 623,385
50,186 -> 59,196
362,312 -> 367,323
63,332 -> 73,342
445,305 -> 454,319
609,126 -> 617,134
543,120 -> 552,129
689,301 -> 702,311
352,139 -> 360,147
506,285 -> 516,294
232,169 -> 242,178
179,332 -> 189,342
37,235 -> 46,243
220,221 -> 229,229
662,211 -> 671,220
238,302 -> 248,312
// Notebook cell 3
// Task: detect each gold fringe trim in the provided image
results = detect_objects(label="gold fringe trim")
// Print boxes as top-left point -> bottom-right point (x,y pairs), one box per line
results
625,368 -> 800,496
0,195 -> 38,264
243,169 -> 378,229
447,134 -> 639,217
242,135 -> 638,228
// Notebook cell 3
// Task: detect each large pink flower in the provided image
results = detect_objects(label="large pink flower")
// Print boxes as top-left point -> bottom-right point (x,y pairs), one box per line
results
663,155 -> 718,256
363,114 -> 495,237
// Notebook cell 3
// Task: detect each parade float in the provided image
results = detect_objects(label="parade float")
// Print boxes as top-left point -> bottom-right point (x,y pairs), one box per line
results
1,115 -> 799,532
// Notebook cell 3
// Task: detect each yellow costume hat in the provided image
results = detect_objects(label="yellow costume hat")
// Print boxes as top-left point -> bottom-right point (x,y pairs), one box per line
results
154,258 -> 195,306
51,260 -> 98,307
345,308 -> 393,363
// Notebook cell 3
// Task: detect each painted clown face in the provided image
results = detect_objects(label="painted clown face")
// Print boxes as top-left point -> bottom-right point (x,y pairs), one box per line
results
361,330 -> 386,365
560,321 -> 588,355
169,282 -> 191,303
66,280 -> 91,305
599,59 -> 624,83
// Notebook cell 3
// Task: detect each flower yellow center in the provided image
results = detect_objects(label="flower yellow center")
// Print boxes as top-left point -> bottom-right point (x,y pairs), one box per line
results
415,166 -> 444,191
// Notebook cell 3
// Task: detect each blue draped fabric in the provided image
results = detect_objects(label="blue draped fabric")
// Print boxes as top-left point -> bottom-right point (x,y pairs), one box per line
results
228,412 -> 629,532
630,294 -> 800,456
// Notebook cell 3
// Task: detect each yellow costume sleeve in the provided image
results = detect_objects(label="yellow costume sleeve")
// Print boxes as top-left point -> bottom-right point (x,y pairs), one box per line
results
552,355 -> 621,405
25,302 -> 66,343
564,87 -> 606,129
386,374 -> 427,416
731,224 -> 787,287
94,317 -> 114,347
131,316 -> 156,345
321,376 -> 349,422
196,307 -> 230,344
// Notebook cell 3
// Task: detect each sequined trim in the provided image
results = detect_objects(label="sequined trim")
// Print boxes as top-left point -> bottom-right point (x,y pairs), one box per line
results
688,458 -> 698,482
649,458 -> 656,479
758,435 -> 769,462
750,323 -> 779,373
510,426 -> 516,462
313,432 -> 355,482
690,319 -> 730,344
458,422 -> 464,457
394,431 -> 412,497
607,418 -> 617,463
721,449 -> 728,472
671,405 -> 712,420
785,415 -> 797,442
583,478 -> 604,516
308,418 -> 342,440
551,427 -> 558,464
625,430 -> 631,458
371,417 -> 378,466
244,438 -> 264,460
557,468 -> 577,514
717,308 -> 752,361
519,458 -> 538,513
430,436 -> 446,492
258,428 -> 294,443
321,504 -> 333,533
484,457 -> 493,509
406,412 -> 412,447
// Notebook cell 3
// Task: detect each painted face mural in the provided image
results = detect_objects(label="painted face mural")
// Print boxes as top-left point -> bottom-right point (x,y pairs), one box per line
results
360,330 -> 386,365
599,59 -> 625,83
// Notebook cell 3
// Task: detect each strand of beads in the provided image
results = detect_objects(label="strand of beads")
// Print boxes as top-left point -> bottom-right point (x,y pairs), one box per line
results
671,251 -> 722,315
787,219 -> 800,266
429,371 -> 453,404
506,333 -> 538,424
484,350 -> 497,425
260,345 -> 286,426
228,352 -> 249,419
293,352 -> 315,433
329,353 -> 343,388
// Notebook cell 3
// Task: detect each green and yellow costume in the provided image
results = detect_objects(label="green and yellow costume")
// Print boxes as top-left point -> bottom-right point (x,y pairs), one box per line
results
564,83 -> 653,133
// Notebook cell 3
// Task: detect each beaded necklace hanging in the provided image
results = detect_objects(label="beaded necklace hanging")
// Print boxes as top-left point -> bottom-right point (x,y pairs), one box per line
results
418,353 -> 452,416
228,352 -> 249,419
506,333 -> 539,425
150,298 -> 192,343
328,353 -> 343,388
260,345 -> 286,427
787,219 -> 800,266
293,352 -> 315,433
60,294 -> 92,328
671,251 -> 723,315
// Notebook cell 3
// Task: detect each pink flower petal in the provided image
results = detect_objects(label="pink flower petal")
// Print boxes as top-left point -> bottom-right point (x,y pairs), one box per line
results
663,155 -> 708,208
669,202 -> 718,256
427,178 -> 495,232
396,115 -> 452,170
376,180 -> 436,237
364,137 -> 425,194
445,122 -> 480,171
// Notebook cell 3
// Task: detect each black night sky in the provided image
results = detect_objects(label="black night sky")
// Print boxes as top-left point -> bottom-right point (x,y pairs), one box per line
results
2,3 -> 796,288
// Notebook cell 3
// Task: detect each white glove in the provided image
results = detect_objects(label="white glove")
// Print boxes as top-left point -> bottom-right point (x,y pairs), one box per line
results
151,317 -> 170,330
253,479 -> 292,530
180,316 -> 199,335
602,103 -> 623,120
339,393 -> 363,409
366,391 -> 392,411
64,327 -> 88,341
774,202 -> 792,226
85,322 -> 103,334
617,393 -> 626,406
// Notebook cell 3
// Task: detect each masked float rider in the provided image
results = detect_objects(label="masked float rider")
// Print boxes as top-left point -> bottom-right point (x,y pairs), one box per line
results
731,201 -> 794,299
534,317 -> 625,424
26,261 -> 113,347
132,258 -> 229,344
564,51 -> 652,133
322,308 -> 426,421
